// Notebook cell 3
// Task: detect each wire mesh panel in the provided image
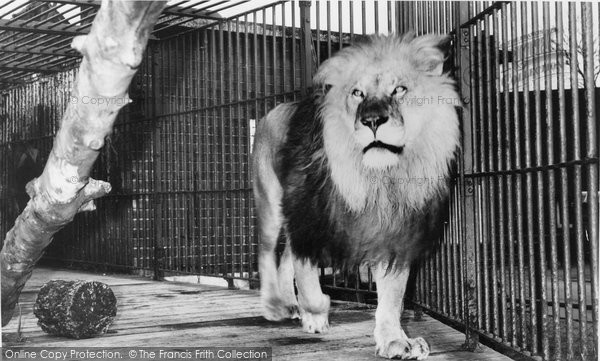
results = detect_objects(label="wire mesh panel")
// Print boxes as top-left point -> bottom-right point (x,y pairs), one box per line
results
147,1 -> 304,281
0,70 -> 73,246
39,53 -> 156,271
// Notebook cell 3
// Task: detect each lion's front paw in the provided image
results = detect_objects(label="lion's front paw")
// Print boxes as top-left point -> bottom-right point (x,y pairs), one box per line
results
263,297 -> 301,321
376,337 -> 430,360
301,310 -> 329,333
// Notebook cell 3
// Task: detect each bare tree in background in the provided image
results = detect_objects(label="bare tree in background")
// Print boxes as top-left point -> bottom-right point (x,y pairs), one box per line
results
554,32 -> 600,88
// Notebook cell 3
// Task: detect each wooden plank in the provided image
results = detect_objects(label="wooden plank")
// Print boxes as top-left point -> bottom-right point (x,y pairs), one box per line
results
2,268 -> 514,361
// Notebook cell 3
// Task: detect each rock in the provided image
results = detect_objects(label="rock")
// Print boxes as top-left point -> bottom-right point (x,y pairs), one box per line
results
33,280 -> 117,339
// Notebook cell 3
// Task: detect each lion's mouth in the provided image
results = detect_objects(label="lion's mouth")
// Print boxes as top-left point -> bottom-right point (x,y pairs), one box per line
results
363,141 -> 404,155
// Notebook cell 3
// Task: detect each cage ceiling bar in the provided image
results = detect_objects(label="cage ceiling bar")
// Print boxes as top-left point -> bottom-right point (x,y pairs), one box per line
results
0,0 -> 263,88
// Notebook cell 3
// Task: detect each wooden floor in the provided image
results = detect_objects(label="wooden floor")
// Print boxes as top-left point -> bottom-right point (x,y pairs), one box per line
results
2,268 -> 514,361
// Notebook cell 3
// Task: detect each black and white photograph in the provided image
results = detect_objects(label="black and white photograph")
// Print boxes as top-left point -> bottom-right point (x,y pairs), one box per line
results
0,1 -> 598,361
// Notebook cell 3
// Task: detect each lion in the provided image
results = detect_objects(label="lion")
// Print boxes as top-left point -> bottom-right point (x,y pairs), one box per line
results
252,33 -> 460,360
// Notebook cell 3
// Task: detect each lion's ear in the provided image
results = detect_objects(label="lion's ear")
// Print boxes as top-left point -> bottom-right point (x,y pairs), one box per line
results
411,34 -> 449,76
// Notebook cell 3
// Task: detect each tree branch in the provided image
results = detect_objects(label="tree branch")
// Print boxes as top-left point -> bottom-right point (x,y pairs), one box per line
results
1,0 -> 166,326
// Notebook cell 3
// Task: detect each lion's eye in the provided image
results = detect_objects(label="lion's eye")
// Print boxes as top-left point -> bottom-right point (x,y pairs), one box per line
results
352,89 -> 365,99
392,85 -> 407,96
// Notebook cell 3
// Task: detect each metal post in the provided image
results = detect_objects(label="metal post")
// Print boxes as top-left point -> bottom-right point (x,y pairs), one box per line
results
457,2 -> 481,352
151,42 -> 164,281
299,1 -> 312,96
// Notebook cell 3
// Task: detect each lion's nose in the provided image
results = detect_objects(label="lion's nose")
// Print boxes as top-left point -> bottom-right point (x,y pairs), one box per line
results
360,115 -> 389,135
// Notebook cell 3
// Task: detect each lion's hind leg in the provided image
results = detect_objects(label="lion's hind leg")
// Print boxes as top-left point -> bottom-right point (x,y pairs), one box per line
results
257,198 -> 299,321
253,102 -> 299,322
374,264 -> 430,360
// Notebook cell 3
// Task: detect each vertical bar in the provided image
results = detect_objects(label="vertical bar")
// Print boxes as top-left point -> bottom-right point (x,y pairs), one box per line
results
362,0 -> 366,35
542,4 -> 561,360
152,41 -> 163,281
452,186 -> 461,318
442,228 -> 448,315
349,2 -> 354,43
476,15 -> 490,333
178,35 -> 186,273
326,1 -> 331,57
569,4 -> 588,357
432,1 -> 438,34
236,17 -> 242,278
425,244 -> 431,306
230,17 -> 236,277
203,28 -> 211,275
210,25 -> 217,274
374,1 -> 379,34
170,37 -> 177,272
182,35 -> 188,272
472,16 -> 484,332
420,2 -> 426,34
262,8 -> 267,114
387,1 -> 392,34
175,37 -> 181,272
531,4 -> 549,358
253,10 -> 259,116
582,3 -> 599,354
520,2 -> 538,354
417,2 -> 423,36
458,1 -> 479,350
191,30 -> 198,275
272,5 -> 277,100
196,31 -> 203,275
494,5 -> 508,342
483,9 -> 499,337
396,1 -> 403,34
300,1 -> 312,94
502,2 -> 517,346
511,3 -> 527,350
426,1 -> 432,33
282,5 -> 287,94
316,1 -> 320,63
219,21 -> 227,277
244,12 -> 251,277
338,1 -> 343,51
436,227 -> 442,311
291,1 -> 296,93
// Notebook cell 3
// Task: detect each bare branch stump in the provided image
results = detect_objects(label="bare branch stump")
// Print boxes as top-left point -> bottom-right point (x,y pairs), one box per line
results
34,280 -> 117,339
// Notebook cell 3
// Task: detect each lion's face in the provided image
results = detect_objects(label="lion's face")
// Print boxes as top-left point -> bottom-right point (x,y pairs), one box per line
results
316,34 -> 460,171
346,69 -> 409,168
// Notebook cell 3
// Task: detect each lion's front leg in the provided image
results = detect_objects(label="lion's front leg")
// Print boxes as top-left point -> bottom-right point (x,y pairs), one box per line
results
293,258 -> 330,333
374,264 -> 430,360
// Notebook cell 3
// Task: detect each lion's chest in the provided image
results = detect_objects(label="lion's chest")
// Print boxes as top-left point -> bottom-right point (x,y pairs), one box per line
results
283,168 -> 447,267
